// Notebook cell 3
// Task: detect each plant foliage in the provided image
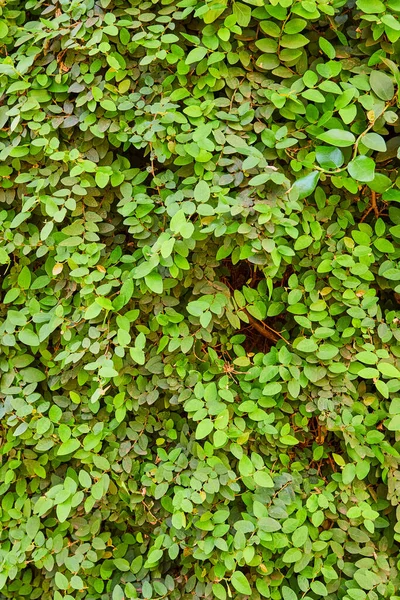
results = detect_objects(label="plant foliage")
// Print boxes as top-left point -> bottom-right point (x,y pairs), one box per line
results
1,0 -> 400,598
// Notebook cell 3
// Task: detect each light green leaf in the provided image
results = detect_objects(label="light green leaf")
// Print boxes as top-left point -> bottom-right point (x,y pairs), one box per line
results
195,419 -> 213,440
256,54 -> 280,70
387,414 -> 400,431
291,171 -> 319,200
194,180 -> 210,202
58,439 -> 81,456
26,516 -> 40,539
294,235 -> 313,251
95,171 -> 110,188
19,367 -> 46,383
292,525 -> 308,547
362,133 -> 387,152
296,339 -> 318,352
18,329 -> 40,346
317,129 -> 356,147
231,571 -> 251,596
377,361 -> 400,378
310,581 -> 328,597
145,271 -> 163,294
232,2 -> 251,26
356,0 -> 385,12
18,266 -> 31,289
55,572 -> 69,590
253,470 -> 274,488
370,70 -> 395,100
185,47 -> 207,65
342,463 -> 356,484
170,209 -> 186,233
347,155 -> 375,182
280,435 -> 299,445
0,22 -> 8,38
319,37 -> 335,59
282,586 -> 298,600
316,146 -> 344,169
282,548 -> 302,563
213,583 -> 227,600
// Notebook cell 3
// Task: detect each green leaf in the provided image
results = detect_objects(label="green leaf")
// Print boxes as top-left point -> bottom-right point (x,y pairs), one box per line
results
0,247 -> 9,264
57,500 -> 72,523
253,470 -> 274,488
347,156 -> 375,182
170,209 -> 194,238
369,173 -> 392,193
213,583 -> 227,600
319,37 -> 335,59
292,525 -> 308,547
18,266 -> 31,289
26,516 -> 40,539
354,569 -> 381,591
185,47 -> 207,64
85,302 -> 102,320
317,129 -> 356,147
34,497 -> 53,517
310,581 -> 328,597
256,580 -> 270,598
194,180 -> 210,202
387,414 -> 400,431
58,439 -> 81,456
145,548 -> 163,566
183,105 -> 203,118
282,548 -> 302,563
370,70 -> 395,100
291,171 -> 319,199
55,572 -> 69,590
231,571 -> 251,596
195,419 -> 213,439
19,367 -> 46,383
181,221 -> 195,239
374,238 -> 394,253
280,34 -> 309,48
239,455 -> 254,476
296,339 -> 318,352
187,300 -> 209,316
258,517 -> 281,532
255,38 -> 278,53
342,463 -> 356,484
3,288 -> 20,303
282,586 -> 298,600
362,133 -> 387,152
358,367 -> 379,379
280,435 -> 299,445
95,171 -> 110,188
0,21 -> 8,38
356,351 -> 377,365
316,344 -> 339,360
232,2 -> 251,26
256,54 -> 280,70
113,585 -> 124,600
294,235 -> 313,251
356,0 -> 385,12
18,329 -> 40,346
316,146 -> 344,169
377,361 -> 400,378
145,271 -> 163,294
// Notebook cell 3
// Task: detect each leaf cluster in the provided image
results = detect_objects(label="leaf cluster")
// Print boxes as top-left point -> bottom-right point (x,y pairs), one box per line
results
1,0 -> 400,598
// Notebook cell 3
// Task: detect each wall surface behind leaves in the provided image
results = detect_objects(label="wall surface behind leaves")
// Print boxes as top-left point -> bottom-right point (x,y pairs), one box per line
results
1,0 -> 400,598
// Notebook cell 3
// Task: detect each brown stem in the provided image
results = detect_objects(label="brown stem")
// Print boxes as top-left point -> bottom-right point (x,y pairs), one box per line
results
244,310 -> 290,345
371,190 -> 379,218
360,190 -> 379,222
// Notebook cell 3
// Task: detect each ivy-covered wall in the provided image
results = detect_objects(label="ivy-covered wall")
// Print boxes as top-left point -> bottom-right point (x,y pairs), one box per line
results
1,0 -> 400,598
